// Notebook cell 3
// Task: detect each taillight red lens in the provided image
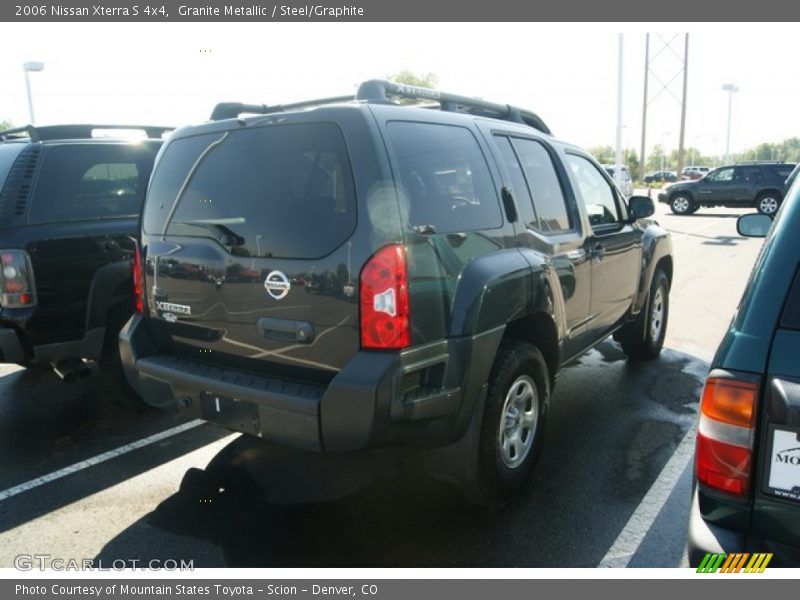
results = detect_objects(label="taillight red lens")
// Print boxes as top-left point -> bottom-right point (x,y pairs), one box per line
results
695,374 -> 759,498
360,244 -> 410,349
696,433 -> 752,496
0,249 -> 37,308
132,240 -> 144,314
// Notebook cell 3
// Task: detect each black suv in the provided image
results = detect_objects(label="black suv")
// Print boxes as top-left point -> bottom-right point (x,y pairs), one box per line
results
658,161 -> 795,216
120,80 -> 673,503
0,124 -> 169,383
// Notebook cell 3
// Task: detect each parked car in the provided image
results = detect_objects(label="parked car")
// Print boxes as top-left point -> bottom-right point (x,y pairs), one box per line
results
644,170 -> 677,184
0,124 -> 170,390
681,166 -> 710,180
120,80 -> 673,504
688,177 -> 800,567
658,161 -> 796,215
602,164 -> 634,198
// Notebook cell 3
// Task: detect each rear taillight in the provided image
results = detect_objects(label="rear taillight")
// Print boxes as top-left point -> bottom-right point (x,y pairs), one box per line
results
360,244 -> 410,350
132,240 -> 144,314
696,374 -> 759,498
0,250 -> 37,308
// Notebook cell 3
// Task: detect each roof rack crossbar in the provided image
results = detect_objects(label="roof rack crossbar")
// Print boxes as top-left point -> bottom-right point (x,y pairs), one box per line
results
210,96 -> 354,121
0,124 -> 173,142
355,79 -> 551,134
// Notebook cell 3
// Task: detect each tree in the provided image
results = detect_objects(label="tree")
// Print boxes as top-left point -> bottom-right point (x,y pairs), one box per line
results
0,120 -> 12,131
389,70 -> 438,88
387,70 -> 439,105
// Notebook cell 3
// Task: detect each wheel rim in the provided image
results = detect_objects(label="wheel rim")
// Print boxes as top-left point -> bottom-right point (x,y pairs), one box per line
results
497,375 -> 539,469
649,285 -> 665,341
672,196 -> 690,213
759,196 -> 778,214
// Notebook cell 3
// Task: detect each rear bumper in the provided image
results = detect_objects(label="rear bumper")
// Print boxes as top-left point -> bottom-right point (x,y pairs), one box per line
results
687,489 -> 800,567
120,314 -> 503,453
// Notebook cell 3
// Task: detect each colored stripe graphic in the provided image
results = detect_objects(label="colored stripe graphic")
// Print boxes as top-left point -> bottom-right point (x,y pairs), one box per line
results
697,552 -> 773,573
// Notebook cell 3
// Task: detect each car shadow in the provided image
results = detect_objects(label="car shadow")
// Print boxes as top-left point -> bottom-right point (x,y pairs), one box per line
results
92,341 -> 707,568
0,366 -> 232,534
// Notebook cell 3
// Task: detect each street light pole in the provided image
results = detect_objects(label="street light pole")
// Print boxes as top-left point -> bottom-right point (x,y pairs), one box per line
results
722,83 -> 739,165
23,61 -> 45,124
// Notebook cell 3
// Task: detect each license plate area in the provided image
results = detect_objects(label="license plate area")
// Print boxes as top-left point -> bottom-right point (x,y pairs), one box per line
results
200,391 -> 261,436
764,426 -> 800,503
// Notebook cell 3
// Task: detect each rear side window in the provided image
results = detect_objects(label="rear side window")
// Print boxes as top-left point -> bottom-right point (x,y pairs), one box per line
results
386,121 -> 501,233
157,123 -> 356,259
29,143 -> 158,223
0,144 -> 26,184
773,165 -> 795,179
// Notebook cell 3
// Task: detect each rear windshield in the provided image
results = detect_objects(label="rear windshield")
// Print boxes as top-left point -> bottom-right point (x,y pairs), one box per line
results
148,123 -> 357,259
29,143 -> 158,223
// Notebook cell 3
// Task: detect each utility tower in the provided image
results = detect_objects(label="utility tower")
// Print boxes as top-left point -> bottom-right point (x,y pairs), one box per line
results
639,33 -> 689,180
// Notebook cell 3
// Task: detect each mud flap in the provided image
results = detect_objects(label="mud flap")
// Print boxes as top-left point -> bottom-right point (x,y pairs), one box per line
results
421,382 -> 488,501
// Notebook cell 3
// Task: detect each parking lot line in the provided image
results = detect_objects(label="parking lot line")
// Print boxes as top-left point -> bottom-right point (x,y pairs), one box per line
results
597,425 -> 697,568
667,215 -> 738,242
0,419 -> 204,502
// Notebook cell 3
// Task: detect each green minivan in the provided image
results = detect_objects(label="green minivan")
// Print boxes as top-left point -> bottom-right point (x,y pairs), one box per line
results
688,180 -> 800,566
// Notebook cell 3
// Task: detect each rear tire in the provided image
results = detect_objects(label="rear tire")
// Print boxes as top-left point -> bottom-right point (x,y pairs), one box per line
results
616,268 -> 670,361
756,192 -> 781,216
472,340 -> 550,506
98,306 -> 147,409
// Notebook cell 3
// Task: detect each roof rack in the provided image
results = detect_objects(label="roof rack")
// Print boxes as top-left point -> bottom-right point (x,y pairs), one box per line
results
0,124 -> 173,142
209,79 -> 551,135
735,160 -> 787,165
210,96 -> 354,121
356,79 -> 551,134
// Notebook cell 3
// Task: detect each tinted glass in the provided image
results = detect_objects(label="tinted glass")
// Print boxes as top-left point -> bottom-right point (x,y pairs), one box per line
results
773,165 -> 795,179
566,154 -> 621,227
30,143 -> 158,222
494,135 -> 534,216
512,138 -> 571,233
707,167 -> 734,182
0,144 -> 25,185
162,123 -> 356,259
781,267 -> 800,331
387,121 -> 501,233
143,133 -> 221,235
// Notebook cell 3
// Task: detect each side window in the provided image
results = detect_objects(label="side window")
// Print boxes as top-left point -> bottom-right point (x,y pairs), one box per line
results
707,167 -> 734,183
511,138 -> 571,233
736,167 -> 763,184
493,135 -> 534,218
386,121 -> 501,233
565,154 -> 621,228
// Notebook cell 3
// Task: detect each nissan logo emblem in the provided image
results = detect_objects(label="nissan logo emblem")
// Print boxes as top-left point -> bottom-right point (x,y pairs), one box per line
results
264,270 -> 291,300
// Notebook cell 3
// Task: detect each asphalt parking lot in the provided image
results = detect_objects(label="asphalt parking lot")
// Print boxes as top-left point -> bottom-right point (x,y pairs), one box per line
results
0,197 -> 764,568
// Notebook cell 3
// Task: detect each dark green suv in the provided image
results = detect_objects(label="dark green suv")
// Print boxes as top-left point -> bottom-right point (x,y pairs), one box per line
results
688,180 -> 800,566
120,80 -> 673,504
658,161 -> 795,216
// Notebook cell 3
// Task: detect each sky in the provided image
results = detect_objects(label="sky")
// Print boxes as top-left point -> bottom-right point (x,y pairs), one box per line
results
1,22 -> 798,160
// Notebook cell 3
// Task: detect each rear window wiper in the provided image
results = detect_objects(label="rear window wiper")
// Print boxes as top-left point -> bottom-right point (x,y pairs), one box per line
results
411,224 -> 437,234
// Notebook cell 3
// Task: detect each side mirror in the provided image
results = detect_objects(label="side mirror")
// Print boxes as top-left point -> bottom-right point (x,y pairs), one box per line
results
628,195 -> 655,220
737,213 -> 772,238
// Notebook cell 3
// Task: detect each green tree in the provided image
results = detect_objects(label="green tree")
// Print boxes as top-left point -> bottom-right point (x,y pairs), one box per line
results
389,70 -> 438,88
0,120 -> 12,131
387,71 -> 439,105
588,145 -> 614,164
